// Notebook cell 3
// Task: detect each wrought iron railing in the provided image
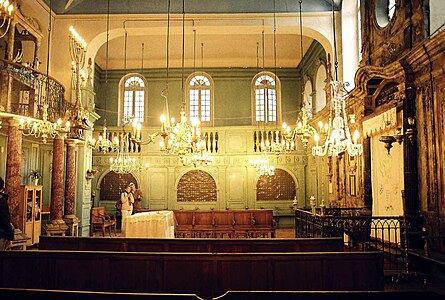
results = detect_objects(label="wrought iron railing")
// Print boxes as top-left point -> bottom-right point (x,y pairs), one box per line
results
295,208 -> 410,275
0,58 -> 68,122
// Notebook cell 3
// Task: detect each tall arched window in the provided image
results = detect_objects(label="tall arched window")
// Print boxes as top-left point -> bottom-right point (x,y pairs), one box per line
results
303,79 -> 313,119
315,65 -> 327,113
122,74 -> 145,123
253,72 -> 281,124
187,72 -> 213,125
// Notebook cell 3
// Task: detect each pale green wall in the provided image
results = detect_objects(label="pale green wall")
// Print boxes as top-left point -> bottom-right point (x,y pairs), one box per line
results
94,67 -> 301,128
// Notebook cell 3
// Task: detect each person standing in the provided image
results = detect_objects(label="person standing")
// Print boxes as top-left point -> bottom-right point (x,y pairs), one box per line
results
129,182 -> 143,214
120,184 -> 134,237
0,177 -> 14,250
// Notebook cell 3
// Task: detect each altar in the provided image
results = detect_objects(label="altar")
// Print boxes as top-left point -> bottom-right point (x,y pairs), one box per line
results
124,210 -> 175,238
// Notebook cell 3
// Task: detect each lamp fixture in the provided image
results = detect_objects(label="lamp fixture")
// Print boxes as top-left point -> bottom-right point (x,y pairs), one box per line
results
109,133 -> 138,174
0,0 -> 14,39
159,0 -> 207,162
311,0 -> 362,157
379,116 -> 415,155
251,152 -> 275,177
282,0 -> 317,148
19,103 -> 70,143
259,0 -> 291,156
19,0 -> 70,143
68,25 -> 92,133
88,0 -> 118,153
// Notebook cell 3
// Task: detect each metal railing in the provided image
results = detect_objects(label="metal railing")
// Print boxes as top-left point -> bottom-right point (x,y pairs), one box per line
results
295,208 -> 410,275
0,58 -> 68,122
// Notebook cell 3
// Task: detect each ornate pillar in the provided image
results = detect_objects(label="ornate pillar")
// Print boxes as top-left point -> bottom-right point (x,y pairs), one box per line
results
5,119 -> 22,229
63,140 -> 79,236
45,136 -> 68,235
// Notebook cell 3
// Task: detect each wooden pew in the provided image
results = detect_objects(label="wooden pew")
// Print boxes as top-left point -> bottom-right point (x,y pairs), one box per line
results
214,291 -> 445,300
0,250 -> 384,299
39,236 -> 344,252
0,288 -> 202,300
172,210 -> 276,238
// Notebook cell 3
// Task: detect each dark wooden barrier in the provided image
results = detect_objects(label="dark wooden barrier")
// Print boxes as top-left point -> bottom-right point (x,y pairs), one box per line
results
39,236 -> 344,252
0,251 -> 384,299
172,209 -> 276,238
213,291 -> 445,300
0,288 -> 202,300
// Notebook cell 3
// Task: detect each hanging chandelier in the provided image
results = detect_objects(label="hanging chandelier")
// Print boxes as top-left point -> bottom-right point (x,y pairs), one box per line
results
158,0 -> 208,161
281,0 -> 317,149
19,103 -> 71,143
311,0 -> 362,157
88,126 -> 119,153
88,0 -> 118,153
312,81 -> 362,157
109,133 -> 138,174
0,0 -> 14,39
19,0 -> 70,143
282,106 -> 318,148
251,153 -> 275,176
259,0 -> 291,156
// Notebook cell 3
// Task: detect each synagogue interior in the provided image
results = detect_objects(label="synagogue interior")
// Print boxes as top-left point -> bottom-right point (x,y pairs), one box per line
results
1,0 -> 445,299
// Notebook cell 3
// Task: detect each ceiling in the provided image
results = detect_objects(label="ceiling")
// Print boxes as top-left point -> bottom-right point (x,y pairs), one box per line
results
47,0 -> 342,15
45,0 -> 338,70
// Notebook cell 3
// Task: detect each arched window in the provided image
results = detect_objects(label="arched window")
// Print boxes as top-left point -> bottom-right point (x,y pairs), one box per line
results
187,72 -> 213,125
122,74 -> 145,123
177,170 -> 217,202
303,79 -> 313,119
256,169 -> 296,201
315,65 -> 327,113
375,0 -> 397,28
253,72 -> 281,124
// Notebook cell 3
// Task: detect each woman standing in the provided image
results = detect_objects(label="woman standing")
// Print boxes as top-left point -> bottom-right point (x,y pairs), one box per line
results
120,184 -> 134,237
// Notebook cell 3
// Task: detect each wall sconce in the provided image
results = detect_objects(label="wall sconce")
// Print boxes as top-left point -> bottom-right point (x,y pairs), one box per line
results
379,117 -> 416,155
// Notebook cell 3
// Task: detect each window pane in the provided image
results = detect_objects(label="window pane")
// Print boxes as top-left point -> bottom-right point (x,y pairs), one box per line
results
256,89 -> 265,122
267,89 -> 276,122
134,90 -> 144,122
124,90 -> 133,120
190,90 -> 199,118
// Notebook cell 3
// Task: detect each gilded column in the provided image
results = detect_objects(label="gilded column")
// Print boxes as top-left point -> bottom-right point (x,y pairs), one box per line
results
46,136 -> 68,234
5,118 -> 22,229
63,140 -> 79,236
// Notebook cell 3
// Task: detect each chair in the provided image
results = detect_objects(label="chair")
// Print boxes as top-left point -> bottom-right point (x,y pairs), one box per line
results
90,207 -> 117,237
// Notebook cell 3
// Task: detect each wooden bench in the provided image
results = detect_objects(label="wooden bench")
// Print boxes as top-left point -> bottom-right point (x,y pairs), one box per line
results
0,288 -> 201,300
173,210 -> 276,238
39,236 -> 345,252
0,250 -> 384,299
90,207 -> 116,237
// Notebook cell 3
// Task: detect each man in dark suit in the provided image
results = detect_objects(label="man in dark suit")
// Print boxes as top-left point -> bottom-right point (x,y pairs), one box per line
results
0,177 -> 14,250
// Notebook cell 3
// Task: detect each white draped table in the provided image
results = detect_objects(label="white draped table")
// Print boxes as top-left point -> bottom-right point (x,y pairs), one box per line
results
124,211 -> 175,238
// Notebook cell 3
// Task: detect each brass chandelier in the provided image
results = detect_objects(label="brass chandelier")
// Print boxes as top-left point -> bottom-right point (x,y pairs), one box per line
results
158,0 -> 210,164
19,0 -> 70,143
88,0 -> 119,153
